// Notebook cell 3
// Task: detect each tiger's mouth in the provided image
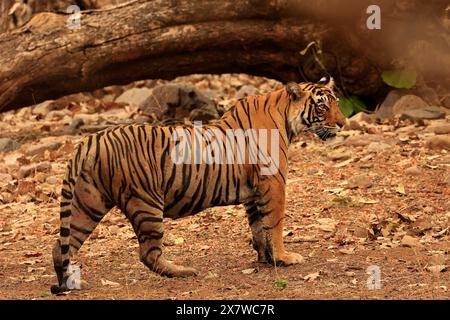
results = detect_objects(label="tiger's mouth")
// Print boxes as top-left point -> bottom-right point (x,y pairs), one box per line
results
314,127 -> 336,141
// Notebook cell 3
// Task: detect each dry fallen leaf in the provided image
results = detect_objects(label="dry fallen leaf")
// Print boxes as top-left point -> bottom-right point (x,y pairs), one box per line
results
101,279 -> 121,287
174,237 -> 185,246
339,248 -> 355,255
303,272 -> 320,282
395,184 -> 406,195
426,265 -> 447,273
241,268 -> 256,275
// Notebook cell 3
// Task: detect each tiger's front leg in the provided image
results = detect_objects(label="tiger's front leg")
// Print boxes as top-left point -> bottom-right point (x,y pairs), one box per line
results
126,197 -> 198,277
246,180 -> 304,266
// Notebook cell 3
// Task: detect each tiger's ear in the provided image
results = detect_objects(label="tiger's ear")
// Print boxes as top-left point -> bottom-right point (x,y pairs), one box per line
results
286,82 -> 305,102
318,75 -> 335,89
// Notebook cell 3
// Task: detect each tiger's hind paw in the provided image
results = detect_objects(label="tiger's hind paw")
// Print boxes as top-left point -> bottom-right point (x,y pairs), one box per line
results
158,264 -> 199,278
275,251 -> 304,266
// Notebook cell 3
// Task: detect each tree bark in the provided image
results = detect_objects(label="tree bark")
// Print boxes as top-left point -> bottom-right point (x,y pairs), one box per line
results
0,0 -> 448,112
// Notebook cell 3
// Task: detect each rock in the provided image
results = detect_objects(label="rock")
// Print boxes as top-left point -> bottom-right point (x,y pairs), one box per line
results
45,176 -> 58,184
367,141 -> 391,153
0,192 -> 14,204
70,117 -> 85,130
140,83 -> 218,121
399,106 -> 446,121
432,124 -> 450,135
414,86 -> 440,106
442,96 -> 450,109
32,100 -> 56,117
328,149 -> 352,161
376,90 -> 406,119
45,110 -> 69,121
235,85 -> 259,100
426,136 -> 450,151
17,162 -> 51,179
349,112 -> 374,124
347,174 -> 373,189
392,95 -> 429,115
401,235 -> 419,248
344,136 -> 372,147
25,141 -> 63,157
115,87 -> 153,107
72,113 -> 101,127
344,120 -> 363,131
0,138 -> 20,153
404,166 -> 421,176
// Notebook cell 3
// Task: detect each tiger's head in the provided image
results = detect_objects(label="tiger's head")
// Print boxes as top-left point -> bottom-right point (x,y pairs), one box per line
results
286,76 -> 346,141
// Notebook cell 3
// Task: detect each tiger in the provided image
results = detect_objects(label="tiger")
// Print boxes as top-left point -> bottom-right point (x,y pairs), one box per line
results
51,76 -> 346,293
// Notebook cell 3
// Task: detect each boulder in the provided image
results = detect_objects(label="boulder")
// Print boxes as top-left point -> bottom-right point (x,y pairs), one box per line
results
399,106 -> 446,121
392,95 -> 429,116
426,136 -> 450,151
375,90 -> 406,119
115,87 -> 153,108
32,100 -> 56,117
139,83 -> 219,122
432,124 -> 450,135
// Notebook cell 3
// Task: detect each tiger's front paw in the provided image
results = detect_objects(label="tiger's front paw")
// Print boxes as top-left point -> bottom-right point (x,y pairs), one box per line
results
276,251 -> 304,266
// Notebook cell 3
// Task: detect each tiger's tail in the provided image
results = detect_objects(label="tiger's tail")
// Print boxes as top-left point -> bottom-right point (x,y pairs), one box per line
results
51,142 -> 83,294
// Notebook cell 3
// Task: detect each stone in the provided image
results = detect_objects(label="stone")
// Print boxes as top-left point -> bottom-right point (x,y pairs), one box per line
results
349,112 -> 374,124
392,95 -> 429,116
235,85 -> 259,100
347,174 -> 373,189
401,235 -> 419,248
25,141 -> 63,157
404,166 -> 421,176
115,87 -> 153,107
139,83 -> 218,121
442,96 -> 450,109
32,100 -> 56,117
376,90 -> 406,119
414,86 -> 440,106
345,120 -> 363,131
344,136 -> 372,147
72,113 -> 101,127
0,138 -> 20,153
399,106 -> 446,121
328,149 -> 352,161
45,176 -> 58,184
426,136 -> 450,151
45,110 -> 69,121
17,162 -> 51,179
367,141 -> 391,153
432,124 -> 450,135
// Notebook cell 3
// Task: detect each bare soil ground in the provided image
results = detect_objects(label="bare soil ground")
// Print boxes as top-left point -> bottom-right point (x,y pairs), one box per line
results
0,75 -> 449,300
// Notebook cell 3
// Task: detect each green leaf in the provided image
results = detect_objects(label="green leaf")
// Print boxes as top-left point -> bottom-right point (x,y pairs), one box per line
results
339,96 -> 367,118
381,69 -> 417,89
39,291 -> 51,297
275,278 -> 288,289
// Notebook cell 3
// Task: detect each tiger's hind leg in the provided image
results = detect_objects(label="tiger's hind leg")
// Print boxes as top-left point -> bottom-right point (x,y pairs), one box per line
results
246,180 -> 303,266
126,197 -> 198,277
52,174 -> 112,293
